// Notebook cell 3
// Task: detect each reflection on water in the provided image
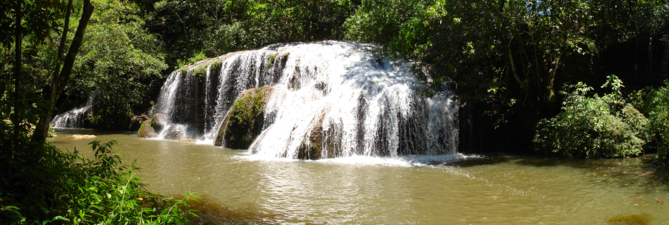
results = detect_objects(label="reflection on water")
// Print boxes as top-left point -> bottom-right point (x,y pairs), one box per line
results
50,130 -> 669,224
607,213 -> 652,225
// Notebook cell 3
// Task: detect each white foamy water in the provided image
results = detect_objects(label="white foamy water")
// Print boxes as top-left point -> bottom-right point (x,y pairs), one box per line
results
52,90 -> 98,128
153,41 -> 459,159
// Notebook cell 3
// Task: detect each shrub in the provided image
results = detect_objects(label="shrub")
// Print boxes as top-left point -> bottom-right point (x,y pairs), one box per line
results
630,80 -> 669,162
534,75 -> 649,158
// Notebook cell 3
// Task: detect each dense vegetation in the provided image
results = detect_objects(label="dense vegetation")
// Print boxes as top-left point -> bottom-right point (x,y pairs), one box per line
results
1,0 -> 669,222
534,76 -> 649,158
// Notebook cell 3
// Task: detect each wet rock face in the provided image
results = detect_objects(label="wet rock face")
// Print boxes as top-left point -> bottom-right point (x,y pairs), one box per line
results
215,86 -> 274,149
296,114 -> 343,160
137,113 -> 166,138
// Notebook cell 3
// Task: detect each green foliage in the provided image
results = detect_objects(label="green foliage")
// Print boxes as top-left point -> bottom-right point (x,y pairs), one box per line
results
534,76 -> 649,158
193,66 -> 207,77
146,0 -> 357,69
68,0 -> 168,129
266,53 -> 277,69
210,60 -> 221,74
187,51 -> 208,64
630,81 -> 669,162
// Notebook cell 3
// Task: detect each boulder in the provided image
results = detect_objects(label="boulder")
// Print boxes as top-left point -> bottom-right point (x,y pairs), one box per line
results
214,86 -> 273,149
296,113 -> 342,160
137,113 -> 166,138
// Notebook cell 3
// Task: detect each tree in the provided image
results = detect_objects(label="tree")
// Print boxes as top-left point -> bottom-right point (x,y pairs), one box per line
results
31,0 -> 94,143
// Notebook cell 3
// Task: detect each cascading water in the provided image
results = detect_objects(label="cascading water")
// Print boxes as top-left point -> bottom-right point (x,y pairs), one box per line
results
152,41 -> 459,158
52,90 -> 98,128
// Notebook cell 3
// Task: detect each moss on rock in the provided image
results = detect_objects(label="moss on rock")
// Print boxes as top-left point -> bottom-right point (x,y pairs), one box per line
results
137,120 -> 157,138
193,66 -> 207,77
137,113 -> 166,138
210,61 -> 222,73
214,86 -> 274,149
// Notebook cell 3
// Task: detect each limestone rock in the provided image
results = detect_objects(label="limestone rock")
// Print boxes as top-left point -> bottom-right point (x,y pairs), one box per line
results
215,86 -> 274,149
296,113 -> 342,160
137,113 -> 166,138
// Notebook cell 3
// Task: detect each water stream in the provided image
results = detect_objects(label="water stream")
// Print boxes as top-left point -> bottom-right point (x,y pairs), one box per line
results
52,90 -> 98,128
50,130 -> 669,225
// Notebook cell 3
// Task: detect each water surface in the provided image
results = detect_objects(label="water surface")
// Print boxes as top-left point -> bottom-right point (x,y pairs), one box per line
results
50,130 -> 669,224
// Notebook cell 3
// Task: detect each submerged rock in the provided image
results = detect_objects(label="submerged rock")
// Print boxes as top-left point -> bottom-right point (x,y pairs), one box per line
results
178,138 -> 197,143
137,113 -> 166,138
70,134 -> 96,140
215,86 -> 274,149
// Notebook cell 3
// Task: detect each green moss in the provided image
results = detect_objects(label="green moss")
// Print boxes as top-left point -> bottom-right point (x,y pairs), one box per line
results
266,53 -> 278,69
230,87 -> 266,126
138,120 -> 148,135
150,115 -> 157,127
137,119 -> 156,138
180,68 -> 189,76
193,66 -> 207,77
211,60 -> 222,73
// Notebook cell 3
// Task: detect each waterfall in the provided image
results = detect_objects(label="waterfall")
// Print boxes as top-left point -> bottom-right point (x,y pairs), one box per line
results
152,41 -> 459,158
52,90 -> 98,128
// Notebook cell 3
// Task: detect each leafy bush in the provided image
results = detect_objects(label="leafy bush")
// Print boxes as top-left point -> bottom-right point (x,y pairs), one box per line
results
630,81 -> 669,162
534,76 -> 649,158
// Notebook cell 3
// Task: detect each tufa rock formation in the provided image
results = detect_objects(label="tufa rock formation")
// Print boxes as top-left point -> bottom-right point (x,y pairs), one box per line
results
215,86 -> 274,149
137,113 -> 166,138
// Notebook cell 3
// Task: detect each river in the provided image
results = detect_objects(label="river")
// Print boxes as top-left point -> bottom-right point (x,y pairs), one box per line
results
50,129 -> 668,225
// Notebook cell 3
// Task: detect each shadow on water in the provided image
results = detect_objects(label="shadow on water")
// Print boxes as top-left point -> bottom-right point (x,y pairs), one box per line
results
607,213 -> 652,225
54,128 -> 135,135
444,154 -> 669,192
168,194 -> 282,225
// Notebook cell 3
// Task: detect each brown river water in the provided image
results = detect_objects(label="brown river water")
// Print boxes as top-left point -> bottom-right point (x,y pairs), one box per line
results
50,129 -> 669,225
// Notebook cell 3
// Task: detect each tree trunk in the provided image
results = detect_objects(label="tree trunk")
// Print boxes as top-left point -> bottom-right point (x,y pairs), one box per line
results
0,47 -> 11,104
661,37 -> 668,81
32,0 -> 94,143
14,0 -> 22,140
647,37 -> 653,84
